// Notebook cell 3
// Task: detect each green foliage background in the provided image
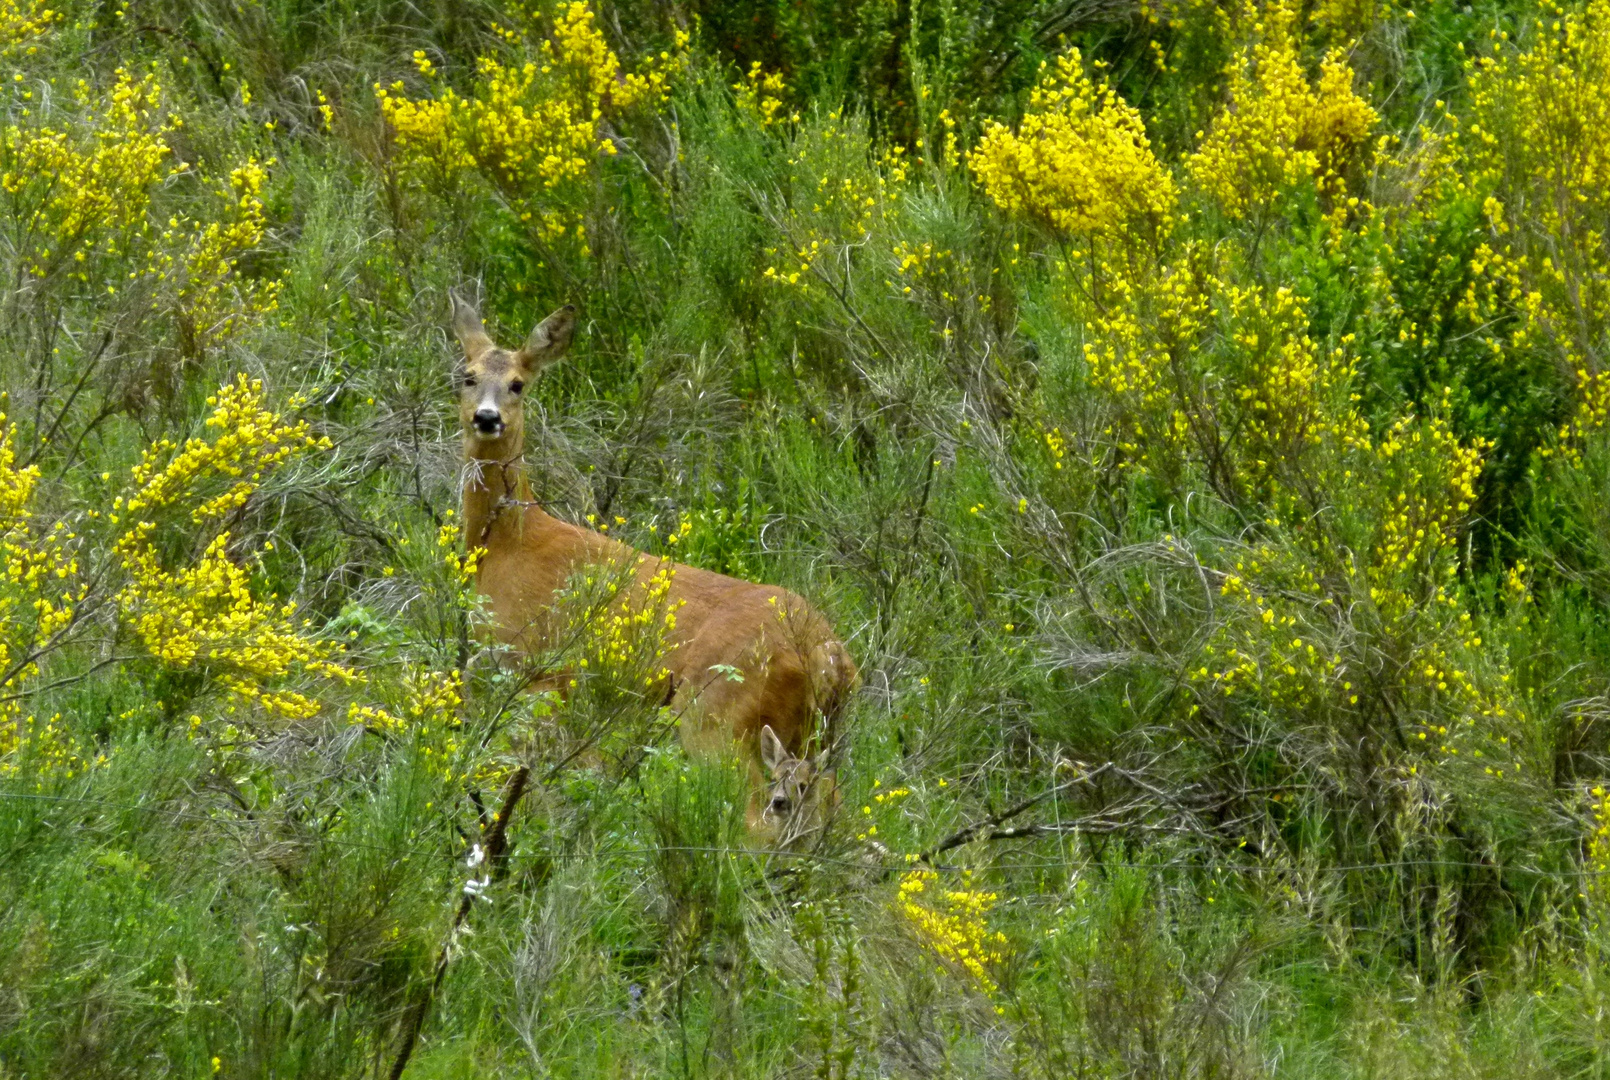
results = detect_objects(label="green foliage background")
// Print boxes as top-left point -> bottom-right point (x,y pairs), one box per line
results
6,0 -> 1610,1076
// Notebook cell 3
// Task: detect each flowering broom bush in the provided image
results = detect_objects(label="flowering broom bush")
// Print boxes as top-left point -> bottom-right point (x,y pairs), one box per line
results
970,47 -> 1175,239
377,1 -> 685,246
111,376 -> 354,720
1184,3 -> 1377,220
1460,0 -> 1610,452
0,414 -> 85,782
0,68 -> 279,364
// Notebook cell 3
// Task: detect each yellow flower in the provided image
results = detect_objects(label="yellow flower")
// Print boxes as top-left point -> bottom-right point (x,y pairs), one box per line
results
734,62 -> 788,128
376,2 -> 685,241
0,415 -> 87,780
113,376 -> 353,719
894,868 -> 1009,994
1185,4 -> 1376,219
1460,0 -> 1610,451
971,47 -> 1174,237
0,0 -> 58,54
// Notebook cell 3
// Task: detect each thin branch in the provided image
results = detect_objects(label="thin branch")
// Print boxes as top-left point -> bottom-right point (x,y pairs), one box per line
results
0,653 -> 139,703
386,763 -> 531,1080
917,763 -> 1113,864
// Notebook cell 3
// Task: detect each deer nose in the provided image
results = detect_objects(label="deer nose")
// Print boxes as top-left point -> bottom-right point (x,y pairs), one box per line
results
770,795 -> 791,815
473,408 -> 502,435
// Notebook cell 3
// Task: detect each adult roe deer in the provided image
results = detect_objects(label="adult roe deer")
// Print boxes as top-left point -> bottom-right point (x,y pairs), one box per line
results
451,295 -> 857,844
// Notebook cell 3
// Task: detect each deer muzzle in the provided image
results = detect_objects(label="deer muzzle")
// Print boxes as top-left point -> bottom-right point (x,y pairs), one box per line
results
473,408 -> 503,437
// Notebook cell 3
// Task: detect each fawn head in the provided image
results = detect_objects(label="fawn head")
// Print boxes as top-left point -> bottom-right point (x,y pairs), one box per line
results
755,723 -> 838,845
451,293 -> 575,449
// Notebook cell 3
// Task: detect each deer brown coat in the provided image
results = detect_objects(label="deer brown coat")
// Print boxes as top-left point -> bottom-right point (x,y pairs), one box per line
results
453,298 -> 857,838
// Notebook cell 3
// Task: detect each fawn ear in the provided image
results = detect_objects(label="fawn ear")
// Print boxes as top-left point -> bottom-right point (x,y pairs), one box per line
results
759,724 -> 788,777
450,291 -> 493,364
517,304 -> 576,370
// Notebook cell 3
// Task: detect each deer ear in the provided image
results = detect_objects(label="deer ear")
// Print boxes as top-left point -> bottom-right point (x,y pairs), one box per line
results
759,724 -> 787,776
516,304 -> 576,370
450,291 -> 493,364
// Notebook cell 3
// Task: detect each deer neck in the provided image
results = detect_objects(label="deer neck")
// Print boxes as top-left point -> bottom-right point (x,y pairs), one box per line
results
461,426 -> 536,548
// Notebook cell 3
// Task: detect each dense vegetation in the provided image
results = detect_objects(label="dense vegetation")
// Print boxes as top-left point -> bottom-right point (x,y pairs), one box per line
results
6,0 -> 1610,1074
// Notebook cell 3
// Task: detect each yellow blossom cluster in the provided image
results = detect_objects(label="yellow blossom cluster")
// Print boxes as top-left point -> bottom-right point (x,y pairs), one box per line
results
1185,5 -> 1376,219
1589,784 -> 1610,916
540,556 -> 686,768
4,378 -> 345,767
0,68 -> 278,354
895,868 -> 1009,994
113,376 -> 352,720
171,159 -> 281,358
1081,258 -> 1206,481
348,669 -> 467,783
377,2 -> 686,243
971,47 -> 1175,237
0,415 -> 87,782
1204,559 -> 1343,709
978,0 -> 1538,861
117,532 -> 351,719
1043,427 -> 1067,471
1191,393 -> 1522,776
1460,0 -> 1610,452
659,514 -> 694,548
762,110 -> 905,290
734,62 -> 792,128
1079,242 -> 1368,500
884,238 -> 984,313
576,557 -> 682,690
1356,408 -> 1524,764
892,239 -> 947,280
1569,370 -> 1610,447
1308,0 -> 1378,41
0,0 -> 57,54
1072,220 -> 1517,778
1218,282 -> 1349,490
1368,407 -> 1486,601
119,374 -> 324,523
0,68 -> 177,275
437,514 -> 482,591
854,778 -> 910,843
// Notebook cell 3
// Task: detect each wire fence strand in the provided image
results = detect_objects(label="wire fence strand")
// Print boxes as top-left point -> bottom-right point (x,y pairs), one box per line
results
3,789 -> 1603,882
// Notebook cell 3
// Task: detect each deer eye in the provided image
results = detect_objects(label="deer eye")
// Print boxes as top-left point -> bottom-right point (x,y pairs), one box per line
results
462,374 -> 477,389
509,380 -> 525,395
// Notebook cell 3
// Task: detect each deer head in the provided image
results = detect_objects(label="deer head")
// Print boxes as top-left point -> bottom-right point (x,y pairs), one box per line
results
450,292 -> 576,454
755,723 -> 838,845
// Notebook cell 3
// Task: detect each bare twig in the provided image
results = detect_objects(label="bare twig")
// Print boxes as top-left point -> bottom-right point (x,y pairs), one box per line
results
385,764 -> 531,1080
917,763 -> 1114,864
